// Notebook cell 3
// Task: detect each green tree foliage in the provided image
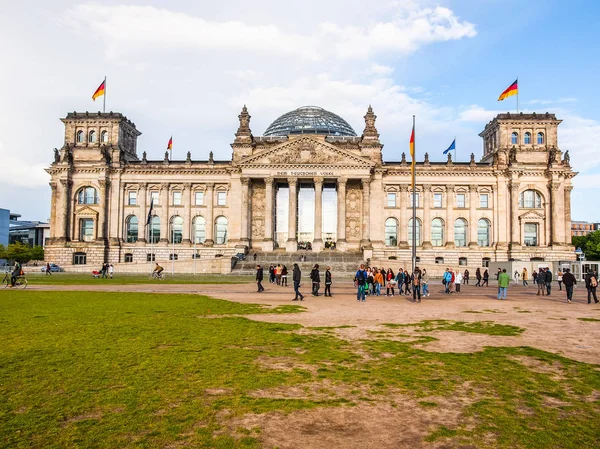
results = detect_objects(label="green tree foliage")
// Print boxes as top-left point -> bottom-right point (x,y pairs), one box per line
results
3,243 -> 45,263
572,231 -> 600,260
0,244 -> 6,260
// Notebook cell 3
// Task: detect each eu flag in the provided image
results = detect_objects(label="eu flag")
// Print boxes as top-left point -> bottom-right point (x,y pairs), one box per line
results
443,139 -> 456,155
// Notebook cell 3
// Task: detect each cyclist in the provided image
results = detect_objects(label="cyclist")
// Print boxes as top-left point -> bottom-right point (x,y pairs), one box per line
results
153,263 -> 164,279
11,261 -> 22,287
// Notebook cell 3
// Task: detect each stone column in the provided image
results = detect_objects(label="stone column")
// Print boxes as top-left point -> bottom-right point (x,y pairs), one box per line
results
159,183 -> 169,243
398,185 -> 409,248
286,178 -> 298,252
239,177 -> 250,244
263,178 -> 274,251
564,185 -> 573,246
204,183 -> 214,246
550,181 -> 563,246
98,179 -> 110,242
336,177 -> 347,250
108,174 -> 121,245
468,185 -> 478,247
421,184 -> 432,249
445,185 -> 455,247
49,182 -> 58,242
360,178 -> 372,248
509,180 -> 520,248
313,177 -> 324,251
182,183 -> 191,244
59,178 -> 73,243
138,183 -> 147,243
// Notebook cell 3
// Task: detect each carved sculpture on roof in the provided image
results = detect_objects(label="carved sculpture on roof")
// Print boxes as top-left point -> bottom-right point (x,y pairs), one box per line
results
234,105 -> 253,144
563,150 -> 570,165
470,153 -> 476,165
424,152 -> 430,164
447,152 -> 453,164
141,151 -> 147,164
164,151 -> 169,163
509,146 -> 517,164
361,105 -> 380,144
53,148 -> 60,164
401,152 -> 407,165
186,151 -> 191,163
548,146 -> 557,167
209,151 -> 214,163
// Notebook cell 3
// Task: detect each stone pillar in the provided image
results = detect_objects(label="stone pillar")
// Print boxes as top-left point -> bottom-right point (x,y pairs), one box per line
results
564,185 -> 573,246
58,178 -> 72,243
239,177 -> 250,244
445,185 -> 455,247
550,181 -> 563,246
336,177 -> 347,250
263,178 -> 274,251
468,185 -> 478,247
138,183 -> 147,243
182,183 -> 192,244
159,183 -> 169,243
422,184 -> 432,249
509,180 -> 520,248
286,178 -> 298,252
49,182 -> 58,242
97,179 -> 109,241
313,177 -> 323,251
108,174 -> 121,245
361,178 -> 372,248
204,183 -> 214,246
398,185 -> 409,248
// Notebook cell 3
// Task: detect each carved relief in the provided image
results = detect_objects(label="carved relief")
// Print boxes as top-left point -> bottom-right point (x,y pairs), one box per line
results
346,181 -> 362,240
251,181 -> 266,242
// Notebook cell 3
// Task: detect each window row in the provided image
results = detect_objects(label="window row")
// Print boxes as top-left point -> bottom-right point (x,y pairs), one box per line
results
126,215 -> 228,244
511,131 -> 544,145
384,218 -> 491,247
76,130 -> 109,144
386,192 -> 489,208
127,190 -> 225,206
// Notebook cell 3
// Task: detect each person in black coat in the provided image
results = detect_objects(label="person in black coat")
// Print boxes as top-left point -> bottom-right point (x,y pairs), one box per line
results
256,265 -> 264,292
544,268 -> 553,295
324,266 -> 332,297
292,263 -> 304,301
585,269 -> 599,304
561,268 -> 576,303
310,264 -> 321,296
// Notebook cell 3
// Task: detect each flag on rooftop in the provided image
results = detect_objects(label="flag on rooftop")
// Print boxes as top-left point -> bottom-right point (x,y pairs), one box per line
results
443,139 -> 456,154
92,79 -> 106,101
498,79 -> 518,101
167,136 -> 173,151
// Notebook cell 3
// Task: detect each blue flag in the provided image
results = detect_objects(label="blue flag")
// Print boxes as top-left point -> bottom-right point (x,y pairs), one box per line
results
443,139 -> 456,154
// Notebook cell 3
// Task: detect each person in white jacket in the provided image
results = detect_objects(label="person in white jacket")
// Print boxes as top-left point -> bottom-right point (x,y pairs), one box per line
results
455,270 -> 463,293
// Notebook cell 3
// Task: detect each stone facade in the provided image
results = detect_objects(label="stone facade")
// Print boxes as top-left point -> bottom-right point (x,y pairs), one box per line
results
45,107 -> 576,271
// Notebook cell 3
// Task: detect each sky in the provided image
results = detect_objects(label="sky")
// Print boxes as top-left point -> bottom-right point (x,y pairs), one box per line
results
1,0 -> 599,222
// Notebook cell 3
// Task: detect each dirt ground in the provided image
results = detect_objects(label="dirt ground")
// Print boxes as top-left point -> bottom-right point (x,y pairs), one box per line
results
26,281 -> 600,448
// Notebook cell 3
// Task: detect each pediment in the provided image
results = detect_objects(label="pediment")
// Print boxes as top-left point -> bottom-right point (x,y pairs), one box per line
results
519,210 -> 545,221
75,206 -> 99,217
240,136 -> 374,167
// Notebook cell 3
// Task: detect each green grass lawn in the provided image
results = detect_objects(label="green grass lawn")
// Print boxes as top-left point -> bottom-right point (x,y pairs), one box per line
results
1,291 -> 599,448
23,272 -> 254,285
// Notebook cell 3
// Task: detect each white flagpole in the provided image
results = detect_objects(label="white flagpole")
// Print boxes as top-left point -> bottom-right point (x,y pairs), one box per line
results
103,76 -> 106,114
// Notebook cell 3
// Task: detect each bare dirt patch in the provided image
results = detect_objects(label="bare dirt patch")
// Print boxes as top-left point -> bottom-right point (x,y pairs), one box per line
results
256,355 -> 319,375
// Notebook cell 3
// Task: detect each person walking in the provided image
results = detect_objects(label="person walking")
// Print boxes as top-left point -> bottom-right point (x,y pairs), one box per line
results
403,270 -> 411,295
45,262 -> 52,276
443,268 -> 452,294
355,264 -> 367,302
310,264 -> 321,296
101,263 -> 108,279
396,269 -> 404,295
497,268 -> 510,300
281,265 -> 288,287
455,270 -> 463,293
366,269 -> 374,296
411,268 -> 422,303
482,269 -> 489,287
532,270 -> 538,285
496,268 -> 502,282
475,268 -> 482,287
108,264 -> 114,279
324,266 -> 332,297
585,269 -> 599,304
292,263 -> 304,301
513,270 -> 520,286
374,268 -> 384,296
544,268 -> 553,295
386,268 -> 396,297
269,264 -> 275,283
536,269 -> 546,296
522,267 -> 528,287
562,268 -> 576,303
421,268 -> 430,297
275,264 -> 282,286
256,265 -> 265,292
556,269 -> 563,291
463,269 -> 469,285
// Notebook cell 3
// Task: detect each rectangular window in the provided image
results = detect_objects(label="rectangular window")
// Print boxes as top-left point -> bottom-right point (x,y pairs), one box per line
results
128,191 -> 137,205
480,193 -> 489,208
195,191 -> 204,205
173,191 -> 182,206
524,223 -> 538,246
146,253 -> 156,262
73,253 -> 87,265
80,219 -> 94,242
150,191 -> 159,205
482,258 -> 491,267
387,192 -> 396,207
409,192 -> 420,208
433,193 -> 442,208
456,194 -> 466,208
169,254 -> 179,261
217,191 -> 226,206
124,253 -> 133,263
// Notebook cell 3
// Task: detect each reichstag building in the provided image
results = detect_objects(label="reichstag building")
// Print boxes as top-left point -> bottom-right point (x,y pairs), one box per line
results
45,105 -> 576,271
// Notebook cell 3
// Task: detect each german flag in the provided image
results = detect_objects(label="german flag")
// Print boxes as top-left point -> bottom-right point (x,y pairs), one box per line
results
498,79 -> 518,101
92,80 -> 106,101
409,123 -> 415,188
167,136 -> 173,151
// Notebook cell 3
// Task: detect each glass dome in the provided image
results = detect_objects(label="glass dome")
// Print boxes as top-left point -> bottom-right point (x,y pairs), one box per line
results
263,106 -> 357,137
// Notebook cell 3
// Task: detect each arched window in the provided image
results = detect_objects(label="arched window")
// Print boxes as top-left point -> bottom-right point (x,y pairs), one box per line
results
519,190 -> 543,208
101,130 -> 108,143
192,216 -> 206,244
537,132 -> 544,144
524,132 -> 531,144
215,216 -> 228,244
149,216 -> 160,244
454,218 -> 467,247
384,218 -> 398,246
126,216 -> 138,243
431,218 -> 444,247
408,218 -> 421,246
511,132 -> 518,145
76,130 -> 84,143
89,130 -> 96,143
477,219 -> 490,247
170,216 -> 183,243
77,186 -> 99,204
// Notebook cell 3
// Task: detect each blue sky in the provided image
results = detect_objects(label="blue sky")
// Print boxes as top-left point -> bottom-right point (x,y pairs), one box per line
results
0,0 -> 599,222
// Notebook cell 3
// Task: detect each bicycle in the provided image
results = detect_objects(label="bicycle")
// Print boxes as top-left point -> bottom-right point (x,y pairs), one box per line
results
2,273 -> 28,289
148,271 -> 166,281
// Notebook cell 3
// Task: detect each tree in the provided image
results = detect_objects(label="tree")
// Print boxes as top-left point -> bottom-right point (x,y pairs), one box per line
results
3,243 -> 44,264
572,231 -> 600,260
0,244 -> 6,260
29,245 -> 44,262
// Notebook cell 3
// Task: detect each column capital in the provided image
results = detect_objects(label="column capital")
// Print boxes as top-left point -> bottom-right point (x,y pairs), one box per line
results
49,182 -> 57,192
183,182 -> 192,190
399,184 -> 409,193
446,185 -> 455,193
240,177 -> 250,186
138,182 -> 147,191
469,184 -> 479,192
422,184 -> 432,192
338,176 -> 348,186
205,182 -> 215,190
98,179 -> 110,189
160,182 -> 169,190
549,182 -> 560,192
287,178 -> 297,187
564,185 -> 573,193
59,178 -> 72,188
314,176 -> 324,185
361,178 -> 371,189
265,177 -> 274,186
508,180 -> 520,190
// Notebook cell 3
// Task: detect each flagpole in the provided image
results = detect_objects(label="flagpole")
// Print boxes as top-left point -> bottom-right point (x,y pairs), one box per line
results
516,76 -> 519,114
454,135 -> 457,162
412,115 -> 417,275
103,76 -> 106,114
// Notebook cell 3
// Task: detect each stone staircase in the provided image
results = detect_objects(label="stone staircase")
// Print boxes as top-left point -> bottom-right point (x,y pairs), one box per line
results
232,251 -> 366,277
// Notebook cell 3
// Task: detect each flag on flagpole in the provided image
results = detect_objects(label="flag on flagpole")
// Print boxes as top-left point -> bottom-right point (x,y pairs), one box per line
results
443,139 -> 456,154
167,136 -> 173,151
146,198 -> 154,226
92,79 -> 106,101
409,121 -> 415,189
498,79 -> 518,101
